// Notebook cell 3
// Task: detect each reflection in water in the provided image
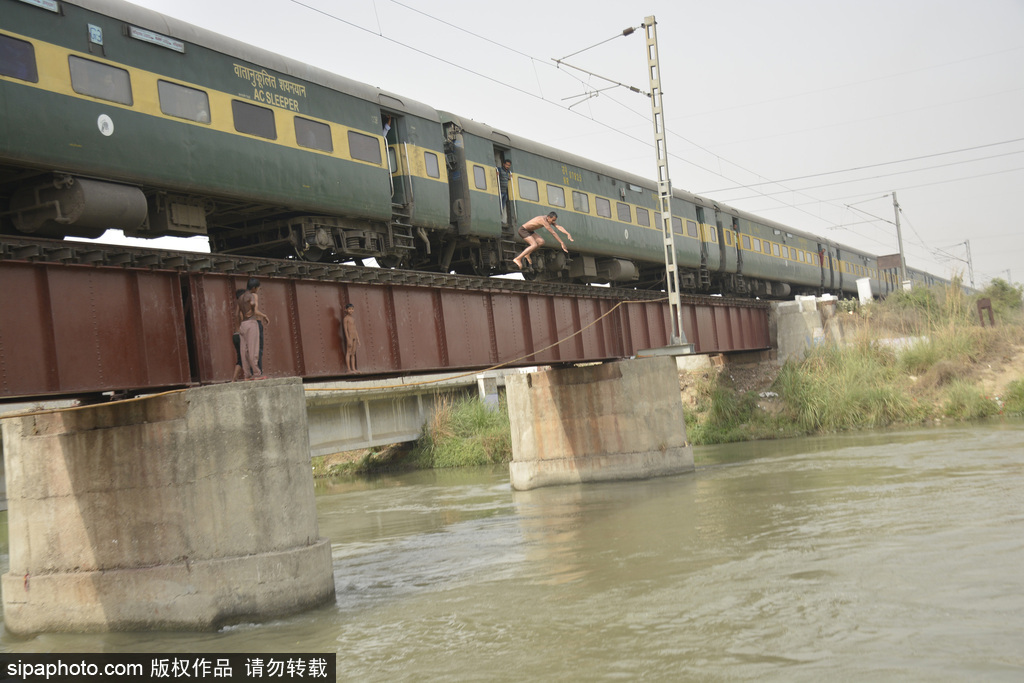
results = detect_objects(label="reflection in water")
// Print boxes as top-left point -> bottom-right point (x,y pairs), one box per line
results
1,421 -> 1023,681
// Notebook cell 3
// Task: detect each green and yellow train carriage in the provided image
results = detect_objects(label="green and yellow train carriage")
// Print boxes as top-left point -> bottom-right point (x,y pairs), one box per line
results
1,0 -> 953,299
439,113 -> 870,297
441,114 -> 728,286
0,0 -> 450,265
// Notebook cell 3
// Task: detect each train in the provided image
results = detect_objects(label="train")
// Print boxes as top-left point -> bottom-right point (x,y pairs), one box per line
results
0,0 -> 951,299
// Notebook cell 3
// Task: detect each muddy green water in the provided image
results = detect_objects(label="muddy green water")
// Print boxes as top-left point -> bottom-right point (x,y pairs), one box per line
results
2,421 -> 1022,681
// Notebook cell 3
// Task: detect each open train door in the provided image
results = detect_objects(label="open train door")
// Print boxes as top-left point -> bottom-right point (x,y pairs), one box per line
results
817,240 -> 832,294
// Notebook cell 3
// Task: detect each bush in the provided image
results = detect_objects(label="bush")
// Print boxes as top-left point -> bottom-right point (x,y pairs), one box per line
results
1003,380 -> 1024,416
974,278 -> 1024,325
943,381 -> 1000,420
773,342 -> 921,432
412,394 -> 512,468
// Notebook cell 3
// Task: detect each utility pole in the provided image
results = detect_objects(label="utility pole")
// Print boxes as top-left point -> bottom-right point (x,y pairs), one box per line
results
964,239 -> 975,289
643,16 -> 686,347
892,192 -> 907,286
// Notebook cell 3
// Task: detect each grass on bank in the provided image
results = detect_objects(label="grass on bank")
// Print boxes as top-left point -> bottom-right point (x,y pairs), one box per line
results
409,394 -> 512,469
684,278 -> 1024,445
312,393 -> 513,477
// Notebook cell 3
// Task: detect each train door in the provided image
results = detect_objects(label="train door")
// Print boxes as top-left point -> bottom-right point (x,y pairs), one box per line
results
494,147 -> 516,231
817,241 -> 831,293
714,208 -> 738,275
382,110 -> 408,207
834,246 -> 844,293
696,206 -> 713,288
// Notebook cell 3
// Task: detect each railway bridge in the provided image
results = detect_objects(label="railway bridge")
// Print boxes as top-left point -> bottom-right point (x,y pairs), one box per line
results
0,236 -> 771,635
0,236 -> 770,402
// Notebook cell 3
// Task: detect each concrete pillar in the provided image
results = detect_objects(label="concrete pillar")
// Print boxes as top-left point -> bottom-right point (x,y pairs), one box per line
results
507,356 -> 693,490
0,378 -> 334,634
476,373 -> 500,411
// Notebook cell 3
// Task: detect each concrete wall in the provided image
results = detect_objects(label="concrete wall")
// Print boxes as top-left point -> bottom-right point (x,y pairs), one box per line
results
507,356 -> 694,490
305,371 -> 512,455
771,295 -> 842,364
1,378 -> 334,633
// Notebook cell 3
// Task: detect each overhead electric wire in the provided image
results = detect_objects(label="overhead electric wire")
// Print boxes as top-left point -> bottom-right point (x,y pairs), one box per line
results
719,151 -> 1024,202
313,0 -> 979,230
290,0 -> 1012,278
701,138 -> 1024,194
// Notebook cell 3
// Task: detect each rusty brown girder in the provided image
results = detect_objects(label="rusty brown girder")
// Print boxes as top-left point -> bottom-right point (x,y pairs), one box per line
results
0,236 -> 770,401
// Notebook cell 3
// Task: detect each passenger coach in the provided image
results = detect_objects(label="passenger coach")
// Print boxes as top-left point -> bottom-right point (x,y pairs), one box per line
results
0,0 -> 952,298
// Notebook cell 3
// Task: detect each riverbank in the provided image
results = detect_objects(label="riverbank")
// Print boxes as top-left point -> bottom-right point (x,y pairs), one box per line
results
315,280 -> 1024,475
682,280 -> 1024,444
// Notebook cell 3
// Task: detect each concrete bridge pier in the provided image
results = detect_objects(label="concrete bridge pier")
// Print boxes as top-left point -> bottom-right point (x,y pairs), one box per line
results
0,378 -> 334,634
507,356 -> 694,490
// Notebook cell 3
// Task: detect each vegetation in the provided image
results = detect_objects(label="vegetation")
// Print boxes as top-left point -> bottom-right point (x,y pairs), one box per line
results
409,394 -> 512,469
1003,379 -> 1024,416
684,278 -> 1024,445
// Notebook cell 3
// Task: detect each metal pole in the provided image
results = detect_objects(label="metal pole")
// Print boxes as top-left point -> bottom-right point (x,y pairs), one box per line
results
644,16 -> 686,346
892,191 -> 906,285
964,239 -> 974,289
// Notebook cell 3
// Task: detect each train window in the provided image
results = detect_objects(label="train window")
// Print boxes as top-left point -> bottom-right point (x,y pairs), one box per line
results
763,241 -> 771,255
232,100 -> 276,139
616,202 -> 631,223
798,250 -> 805,263
347,130 -> 381,163
474,165 -> 488,190
0,34 -> 38,82
294,116 -> 333,152
158,81 -> 210,123
518,177 -> 539,202
708,228 -> 717,243
742,235 -> 751,250
547,185 -> 566,208
424,152 -> 440,179
725,231 -> 732,247
636,208 -> 650,227
672,217 -> 683,235
781,246 -> 789,259
772,244 -> 780,257
595,196 -> 611,218
686,220 -> 697,238
572,191 -> 590,213
69,56 -> 132,105
752,237 -> 761,252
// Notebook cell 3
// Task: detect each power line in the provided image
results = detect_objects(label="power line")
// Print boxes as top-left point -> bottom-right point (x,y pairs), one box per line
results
680,45 -> 1024,122
720,152 -> 1024,202
289,0 -> 1015,277
701,138 -> 1024,194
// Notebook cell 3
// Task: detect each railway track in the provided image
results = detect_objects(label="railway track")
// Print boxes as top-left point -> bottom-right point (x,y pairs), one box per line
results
0,235 -> 768,309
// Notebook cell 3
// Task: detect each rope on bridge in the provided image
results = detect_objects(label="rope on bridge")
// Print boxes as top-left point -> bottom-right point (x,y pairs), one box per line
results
303,295 -> 667,392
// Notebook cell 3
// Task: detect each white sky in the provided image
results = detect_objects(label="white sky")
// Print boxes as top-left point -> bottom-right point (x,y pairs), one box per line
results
122,0 -> 1024,288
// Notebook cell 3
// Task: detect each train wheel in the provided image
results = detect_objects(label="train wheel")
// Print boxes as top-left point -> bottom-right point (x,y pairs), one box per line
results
377,254 -> 408,269
296,246 -> 324,261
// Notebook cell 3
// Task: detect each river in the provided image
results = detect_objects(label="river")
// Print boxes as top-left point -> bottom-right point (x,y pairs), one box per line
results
1,420 -> 1022,681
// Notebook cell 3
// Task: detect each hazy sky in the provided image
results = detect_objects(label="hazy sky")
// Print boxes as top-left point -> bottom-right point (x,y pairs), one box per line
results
124,0 -> 1023,287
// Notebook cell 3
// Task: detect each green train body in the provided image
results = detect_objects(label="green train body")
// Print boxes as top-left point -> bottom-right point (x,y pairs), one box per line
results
0,0 -> 950,297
